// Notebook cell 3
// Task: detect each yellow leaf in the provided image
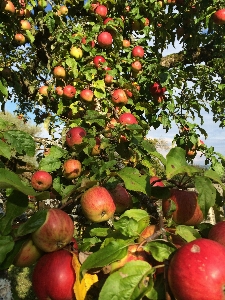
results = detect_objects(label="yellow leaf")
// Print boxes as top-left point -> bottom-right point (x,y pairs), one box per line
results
72,253 -> 98,300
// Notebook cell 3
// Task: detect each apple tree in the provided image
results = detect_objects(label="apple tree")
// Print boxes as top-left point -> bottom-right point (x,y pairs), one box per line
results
1,0 -> 225,299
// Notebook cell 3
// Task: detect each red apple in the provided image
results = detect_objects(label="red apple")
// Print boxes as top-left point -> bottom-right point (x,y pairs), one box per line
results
162,189 -> 204,226
39,85 -> 48,96
53,66 -> 66,79
119,112 -> 138,125
1,0 -> 15,13
13,237 -> 43,268
213,9 -> 225,25
63,85 -> 76,99
110,184 -> 133,213
103,17 -> 113,25
31,170 -> 52,191
125,89 -> 133,98
208,221 -> 225,247
93,55 -> 106,68
70,46 -> 83,60
32,208 -> 74,252
81,186 -> 116,222
168,238 -> 225,300
32,250 -> 76,300
95,4 -> 107,18
123,39 -> 130,47
66,126 -> 86,147
63,159 -> 82,179
55,86 -> 63,96
97,31 -> 113,48
81,37 -> 95,48
132,46 -> 144,58
131,60 -> 142,72
150,176 -> 165,187
20,20 -> 31,30
80,89 -> 94,102
104,73 -> 113,84
150,82 -> 165,95
111,89 -> 128,105
14,33 -> 26,45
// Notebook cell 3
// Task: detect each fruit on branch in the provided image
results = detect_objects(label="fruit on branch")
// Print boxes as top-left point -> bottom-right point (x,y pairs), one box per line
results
123,39 -> 131,48
150,82 -> 166,95
97,31 -> 113,48
32,250 -> 76,300
31,170 -> 53,191
162,189 -> 204,226
20,20 -> 31,30
119,112 -> 138,125
70,46 -> 83,60
63,237 -> 79,255
32,208 -> 74,252
138,225 -> 158,243
150,176 -> 165,187
81,37 -> 95,48
110,184 -> 133,213
104,118 -> 118,137
13,237 -> 43,268
95,4 -> 107,18
55,86 -> 63,96
80,89 -> 94,102
63,85 -> 76,99
37,0 -> 47,10
39,85 -> 48,97
212,9 -> 225,25
81,186 -> 116,222
111,89 -> 128,105
63,159 -> 82,179
168,238 -> 225,300
91,137 -> 101,156
208,221 -> 225,247
104,72 -> 113,84
131,60 -> 142,72
1,0 -> 15,13
66,127 -> 86,147
93,55 -> 106,68
59,5 -> 68,15
132,46 -> 145,58
53,66 -> 66,79
14,33 -> 26,45
103,17 -> 113,25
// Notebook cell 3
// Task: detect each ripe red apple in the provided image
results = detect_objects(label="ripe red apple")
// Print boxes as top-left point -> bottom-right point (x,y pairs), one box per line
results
32,250 -> 76,300
31,170 -> 52,191
70,46 -> 83,60
66,127 -> 86,147
63,85 -> 76,99
80,89 -> 94,102
95,4 -> 107,18
111,89 -> 128,105
213,9 -> 225,25
32,208 -> 74,252
14,33 -> 26,45
81,186 -> 116,222
123,39 -> 130,48
110,184 -> 133,213
168,238 -> 225,300
119,112 -> 138,125
208,221 -> 225,247
55,86 -> 63,96
93,55 -> 106,68
13,237 -> 43,268
1,0 -> 15,13
150,176 -> 165,187
39,85 -> 48,97
131,60 -> 142,72
53,66 -> 66,79
132,46 -> 144,58
103,17 -> 113,25
97,31 -> 113,48
63,159 -> 82,179
20,20 -> 31,30
162,189 -> 204,226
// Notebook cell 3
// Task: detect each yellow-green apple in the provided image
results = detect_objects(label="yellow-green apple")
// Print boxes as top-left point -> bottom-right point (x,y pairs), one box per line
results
66,127 -> 86,147
162,189 -> 204,226
32,249 -> 75,300
123,39 -> 130,48
81,186 -> 116,222
1,0 -> 15,13
97,31 -> 113,48
31,170 -> 52,191
63,159 -> 82,179
93,55 -> 106,68
111,89 -> 128,106
32,208 -> 74,252
208,221 -> 225,247
80,89 -> 94,102
213,9 -> 225,25
59,5 -> 68,15
14,33 -> 26,45
95,4 -> 107,18
110,184 -> 133,213
53,66 -> 66,79
132,46 -> 144,58
119,112 -> 138,125
55,86 -> 63,96
131,60 -> 142,72
38,0 -> 47,10
13,237 -> 43,268
39,85 -> 48,96
168,239 -> 225,300
20,20 -> 31,30
63,85 -> 76,99
70,46 -> 83,60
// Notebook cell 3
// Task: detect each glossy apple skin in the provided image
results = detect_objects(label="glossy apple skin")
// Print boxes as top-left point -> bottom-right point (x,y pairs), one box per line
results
110,184 -> 133,213
132,46 -> 144,58
213,9 -> 225,25
39,85 -> 48,96
93,55 -> 106,68
32,249 -> 76,300
63,159 -> 82,179
1,0 -> 15,13
32,208 -> 74,252
119,113 -> 138,125
14,33 -> 26,45
162,189 -> 204,226
80,89 -> 93,102
131,60 -> 142,71
31,170 -> 52,191
20,20 -> 31,30
63,85 -> 76,99
97,31 -> 113,48
168,238 -> 225,300
66,127 -> 86,147
95,4 -> 107,18
208,221 -> 225,247
111,89 -> 128,105
81,186 -> 116,222
53,66 -> 66,79
70,46 -> 83,59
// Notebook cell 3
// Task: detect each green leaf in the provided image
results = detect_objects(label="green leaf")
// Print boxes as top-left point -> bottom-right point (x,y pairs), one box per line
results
194,176 -> 216,218
117,167 -> 151,194
0,139 -> 11,159
0,117 -> 10,130
175,225 -> 201,242
145,273 -> 165,300
15,210 -> 47,237
98,260 -> 154,300
119,209 -> 150,234
80,240 -> 130,277
26,30 -> 35,43
39,156 -> 62,172
0,191 -> 29,235
114,217 -> 139,238
0,79 -> 8,97
0,236 -> 14,265
89,227 -> 109,237
0,238 -> 25,270
143,240 -> 176,262
204,169 -> 225,190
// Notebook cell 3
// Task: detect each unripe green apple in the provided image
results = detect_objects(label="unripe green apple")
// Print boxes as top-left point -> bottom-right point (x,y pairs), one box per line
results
70,46 -> 83,60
